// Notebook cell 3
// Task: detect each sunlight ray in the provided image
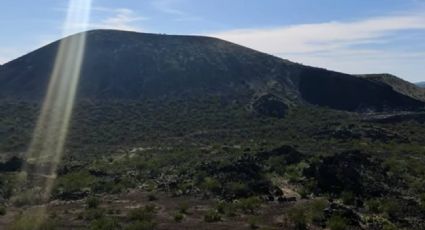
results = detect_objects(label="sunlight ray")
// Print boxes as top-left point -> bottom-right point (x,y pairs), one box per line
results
15,0 -> 92,226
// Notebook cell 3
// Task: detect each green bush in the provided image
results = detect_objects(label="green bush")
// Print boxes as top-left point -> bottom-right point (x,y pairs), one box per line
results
248,216 -> 260,229
0,205 -> 6,216
201,177 -> 221,193
86,196 -> 100,209
366,216 -> 397,230
53,171 -> 95,197
84,208 -> 105,221
307,199 -> 327,223
177,202 -> 189,214
327,215 -> 347,230
128,205 -> 156,222
237,197 -> 262,214
287,207 -> 307,230
341,191 -> 355,205
125,220 -> 156,230
366,199 -> 382,213
284,162 -> 308,183
9,211 -> 57,230
226,181 -> 249,197
11,188 -> 44,207
126,205 -> 157,230
420,193 -> 425,209
147,193 -> 157,201
174,212 -> 184,222
216,201 -> 237,217
204,209 -> 221,222
381,199 -> 400,219
90,217 -> 120,230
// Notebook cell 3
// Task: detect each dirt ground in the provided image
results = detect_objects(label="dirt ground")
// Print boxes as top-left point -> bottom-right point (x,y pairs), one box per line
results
0,189 -> 309,229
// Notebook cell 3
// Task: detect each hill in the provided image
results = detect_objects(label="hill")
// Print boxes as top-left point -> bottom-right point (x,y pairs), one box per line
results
416,81 -> 425,88
359,73 -> 425,102
0,30 -> 423,112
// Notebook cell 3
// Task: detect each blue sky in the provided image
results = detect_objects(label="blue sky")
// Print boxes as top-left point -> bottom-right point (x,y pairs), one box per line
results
1,0 -> 424,82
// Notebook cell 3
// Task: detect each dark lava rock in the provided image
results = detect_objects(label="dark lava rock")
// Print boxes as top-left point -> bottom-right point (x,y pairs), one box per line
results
55,190 -> 89,200
0,156 -> 23,172
324,203 -> 362,227
197,155 -> 273,200
304,150 -> 398,197
252,94 -> 288,118
257,145 -> 305,164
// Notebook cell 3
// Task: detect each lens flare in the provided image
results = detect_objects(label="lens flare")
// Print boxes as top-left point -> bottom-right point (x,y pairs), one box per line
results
15,0 -> 92,226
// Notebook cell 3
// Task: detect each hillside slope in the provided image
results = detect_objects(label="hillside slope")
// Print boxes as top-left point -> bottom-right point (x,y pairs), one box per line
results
416,81 -> 425,88
0,29 -> 423,112
359,74 -> 425,102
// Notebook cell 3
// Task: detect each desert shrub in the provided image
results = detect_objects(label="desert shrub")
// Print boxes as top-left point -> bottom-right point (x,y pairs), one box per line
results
225,181 -> 249,197
341,191 -> 355,205
298,189 -> 308,199
0,173 -> 18,199
327,215 -> 347,230
384,157 -> 406,175
267,156 -> 288,175
204,209 -> 221,222
11,187 -> 45,207
248,216 -> 260,229
382,222 -> 397,230
201,177 -> 221,193
53,171 -> 95,198
420,193 -> 425,209
366,216 -> 397,230
174,212 -> 184,222
147,193 -> 157,201
90,217 -> 120,230
216,201 -> 237,217
0,205 -> 6,215
287,207 -> 307,230
92,180 -> 125,194
144,181 -> 156,192
9,210 -> 57,230
284,162 -> 308,183
126,205 -> 157,230
125,220 -> 156,230
381,199 -> 400,219
177,202 -> 189,214
84,208 -> 105,221
216,201 -> 226,214
307,199 -> 328,223
128,205 -> 156,222
237,197 -> 262,214
86,196 -> 100,209
106,209 -> 115,215
365,199 -> 382,213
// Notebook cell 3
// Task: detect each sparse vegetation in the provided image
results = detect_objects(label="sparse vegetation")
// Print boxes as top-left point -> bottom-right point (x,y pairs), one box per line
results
173,212 -> 184,222
89,217 -> 120,230
287,207 -> 307,230
0,98 -> 424,229
327,215 -> 347,230
9,209 -> 57,230
204,209 -> 221,222
0,205 -> 6,216
86,196 -> 100,209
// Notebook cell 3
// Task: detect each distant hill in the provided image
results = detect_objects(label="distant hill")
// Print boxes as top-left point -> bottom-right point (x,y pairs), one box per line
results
358,74 -> 425,102
0,29 -> 423,112
416,82 -> 425,88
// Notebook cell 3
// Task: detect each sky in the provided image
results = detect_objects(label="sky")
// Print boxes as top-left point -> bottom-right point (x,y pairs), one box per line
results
0,0 -> 424,82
